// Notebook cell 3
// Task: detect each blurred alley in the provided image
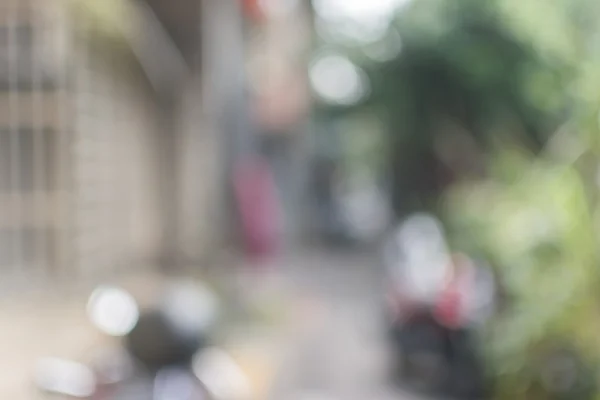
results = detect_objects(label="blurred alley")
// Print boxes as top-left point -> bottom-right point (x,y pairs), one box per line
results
3,0 -> 600,399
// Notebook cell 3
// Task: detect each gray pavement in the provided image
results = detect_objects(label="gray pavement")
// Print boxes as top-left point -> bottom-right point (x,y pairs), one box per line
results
267,249 -> 426,400
0,249 -> 430,399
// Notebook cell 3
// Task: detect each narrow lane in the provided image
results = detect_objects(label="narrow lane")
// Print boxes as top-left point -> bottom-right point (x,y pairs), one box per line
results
268,250 -> 426,400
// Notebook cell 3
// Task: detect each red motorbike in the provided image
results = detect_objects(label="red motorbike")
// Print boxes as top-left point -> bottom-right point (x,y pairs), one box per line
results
383,214 -> 496,398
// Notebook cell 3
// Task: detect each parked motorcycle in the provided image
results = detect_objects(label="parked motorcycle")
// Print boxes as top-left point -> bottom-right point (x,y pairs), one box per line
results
382,213 -> 497,398
35,281 -> 250,400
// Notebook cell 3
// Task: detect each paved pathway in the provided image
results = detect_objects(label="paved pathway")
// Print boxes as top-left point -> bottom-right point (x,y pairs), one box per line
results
0,249 -> 431,400
265,250 -> 426,400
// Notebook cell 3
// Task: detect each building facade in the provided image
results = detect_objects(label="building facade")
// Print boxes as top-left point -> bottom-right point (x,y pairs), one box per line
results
0,0 -> 239,282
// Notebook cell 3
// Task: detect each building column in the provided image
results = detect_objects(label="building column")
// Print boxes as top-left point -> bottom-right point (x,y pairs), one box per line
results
155,97 -> 181,268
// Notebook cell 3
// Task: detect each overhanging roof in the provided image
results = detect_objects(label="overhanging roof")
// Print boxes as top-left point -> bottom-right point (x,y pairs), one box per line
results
139,0 -> 201,67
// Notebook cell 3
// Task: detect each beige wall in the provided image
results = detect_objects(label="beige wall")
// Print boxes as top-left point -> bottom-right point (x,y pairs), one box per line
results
71,37 -> 163,275
0,0 -> 225,278
0,0 -> 69,274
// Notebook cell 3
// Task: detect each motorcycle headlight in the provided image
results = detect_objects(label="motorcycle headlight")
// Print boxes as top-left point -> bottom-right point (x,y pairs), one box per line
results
87,286 -> 139,337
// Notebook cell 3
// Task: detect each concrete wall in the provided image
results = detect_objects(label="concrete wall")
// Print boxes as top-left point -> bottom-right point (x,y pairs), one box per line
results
70,33 -> 163,275
203,0 -> 253,247
0,0 -> 232,279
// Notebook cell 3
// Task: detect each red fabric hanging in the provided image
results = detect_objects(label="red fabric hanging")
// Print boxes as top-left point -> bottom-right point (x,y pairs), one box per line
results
234,156 -> 280,260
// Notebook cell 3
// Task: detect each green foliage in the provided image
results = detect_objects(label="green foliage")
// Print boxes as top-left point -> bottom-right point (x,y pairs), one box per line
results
365,0 -> 576,215
444,162 -> 600,398
67,0 -> 130,40
313,0 -> 600,396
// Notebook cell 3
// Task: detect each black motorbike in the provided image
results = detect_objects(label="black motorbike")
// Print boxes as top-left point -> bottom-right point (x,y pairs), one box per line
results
35,281 -> 249,400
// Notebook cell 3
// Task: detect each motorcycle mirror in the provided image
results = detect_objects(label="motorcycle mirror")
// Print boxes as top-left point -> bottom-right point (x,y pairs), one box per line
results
160,280 -> 220,337
396,213 -> 448,256
383,214 -> 453,304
